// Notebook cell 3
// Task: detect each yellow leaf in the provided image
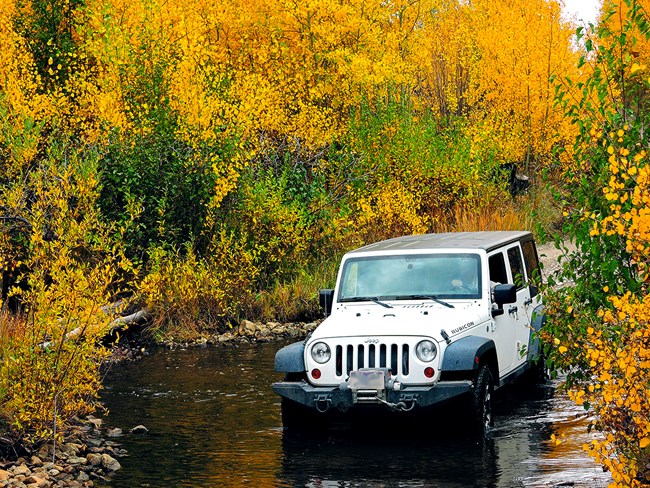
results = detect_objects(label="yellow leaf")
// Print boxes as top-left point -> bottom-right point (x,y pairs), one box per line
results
559,346 -> 568,354
631,63 -> 646,74
640,437 -> 650,449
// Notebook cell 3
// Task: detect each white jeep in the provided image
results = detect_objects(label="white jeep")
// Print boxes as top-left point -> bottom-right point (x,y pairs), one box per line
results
273,231 -> 545,433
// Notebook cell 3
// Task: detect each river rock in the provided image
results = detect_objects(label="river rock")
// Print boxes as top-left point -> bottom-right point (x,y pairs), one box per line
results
218,332 -> 235,343
107,428 -> 122,437
267,321 -> 282,333
6,481 -> 27,488
29,456 -> 43,467
287,328 -> 303,338
238,319 -> 257,336
86,436 -> 103,448
100,454 -> 121,471
130,424 -> 148,434
0,469 -> 10,481
86,453 -> 102,467
23,474 -> 47,486
12,464 -> 31,476
255,326 -> 271,340
67,456 -> 87,466
60,443 -> 81,457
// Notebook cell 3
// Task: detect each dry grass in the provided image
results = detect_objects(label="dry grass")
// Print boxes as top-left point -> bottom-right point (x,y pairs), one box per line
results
245,259 -> 338,323
0,310 -> 27,352
433,186 -> 561,239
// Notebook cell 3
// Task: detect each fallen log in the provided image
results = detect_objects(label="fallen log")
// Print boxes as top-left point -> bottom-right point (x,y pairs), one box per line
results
39,307 -> 151,349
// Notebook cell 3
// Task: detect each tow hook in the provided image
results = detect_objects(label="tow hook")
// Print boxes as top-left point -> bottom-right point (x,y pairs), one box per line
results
314,395 -> 332,413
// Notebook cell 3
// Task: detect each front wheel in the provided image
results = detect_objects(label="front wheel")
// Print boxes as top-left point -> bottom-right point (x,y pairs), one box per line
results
471,364 -> 494,435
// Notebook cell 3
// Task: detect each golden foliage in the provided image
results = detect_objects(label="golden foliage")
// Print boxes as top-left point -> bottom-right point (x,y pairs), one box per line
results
0,145 -> 131,443
544,2 -> 650,484
138,231 -> 259,340
567,294 -> 650,486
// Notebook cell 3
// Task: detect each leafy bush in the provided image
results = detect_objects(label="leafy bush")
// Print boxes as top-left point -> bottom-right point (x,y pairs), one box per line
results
139,231 -> 259,339
0,143 -> 130,445
543,1 -> 650,484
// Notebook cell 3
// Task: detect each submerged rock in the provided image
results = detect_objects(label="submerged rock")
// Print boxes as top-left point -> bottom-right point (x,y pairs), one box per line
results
130,425 -> 148,434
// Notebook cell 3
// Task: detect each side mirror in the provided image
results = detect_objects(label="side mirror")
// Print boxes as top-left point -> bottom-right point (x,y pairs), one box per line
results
319,289 -> 334,317
493,284 -> 517,305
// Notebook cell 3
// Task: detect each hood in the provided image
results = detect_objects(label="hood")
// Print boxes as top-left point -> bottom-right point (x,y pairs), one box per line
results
311,301 -> 489,342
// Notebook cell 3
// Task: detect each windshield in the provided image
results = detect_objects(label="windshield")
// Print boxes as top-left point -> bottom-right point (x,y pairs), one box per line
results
338,253 -> 482,301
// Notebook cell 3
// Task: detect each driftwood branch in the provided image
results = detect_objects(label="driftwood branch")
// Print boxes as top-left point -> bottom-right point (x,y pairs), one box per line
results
108,309 -> 151,330
39,307 -> 151,349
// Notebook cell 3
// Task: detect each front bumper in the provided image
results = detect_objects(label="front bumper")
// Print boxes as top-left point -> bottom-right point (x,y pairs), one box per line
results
273,379 -> 473,412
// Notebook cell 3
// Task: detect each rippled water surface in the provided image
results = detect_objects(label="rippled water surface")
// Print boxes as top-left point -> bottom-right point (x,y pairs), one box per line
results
99,341 -> 611,487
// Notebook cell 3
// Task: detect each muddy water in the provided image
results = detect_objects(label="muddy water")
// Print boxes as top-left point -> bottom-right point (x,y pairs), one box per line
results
98,341 -> 611,487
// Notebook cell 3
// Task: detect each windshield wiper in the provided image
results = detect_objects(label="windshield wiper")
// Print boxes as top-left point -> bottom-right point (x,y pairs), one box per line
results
339,296 -> 393,308
397,294 -> 455,309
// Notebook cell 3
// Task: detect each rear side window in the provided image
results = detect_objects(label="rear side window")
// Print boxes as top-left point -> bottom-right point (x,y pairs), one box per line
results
507,246 -> 525,289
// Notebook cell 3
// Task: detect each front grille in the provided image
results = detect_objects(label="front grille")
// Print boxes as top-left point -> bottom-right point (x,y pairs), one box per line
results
335,342 -> 410,378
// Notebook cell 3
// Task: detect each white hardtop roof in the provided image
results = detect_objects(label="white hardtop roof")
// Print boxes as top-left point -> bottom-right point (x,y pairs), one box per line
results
347,231 -> 533,255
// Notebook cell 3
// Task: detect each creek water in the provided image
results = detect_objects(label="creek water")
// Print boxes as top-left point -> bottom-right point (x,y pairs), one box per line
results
98,340 -> 611,487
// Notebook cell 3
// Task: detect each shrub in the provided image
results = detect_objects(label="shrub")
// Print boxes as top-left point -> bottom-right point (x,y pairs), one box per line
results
139,231 -> 259,339
543,1 -> 650,484
0,143 -> 130,445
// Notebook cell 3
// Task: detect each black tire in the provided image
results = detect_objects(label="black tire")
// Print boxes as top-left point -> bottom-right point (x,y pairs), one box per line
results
530,355 -> 548,384
471,364 -> 494,435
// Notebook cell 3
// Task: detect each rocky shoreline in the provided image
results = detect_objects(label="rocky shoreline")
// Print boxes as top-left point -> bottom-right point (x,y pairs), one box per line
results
0,319 -> 318,487
0,417 -> 127,488
157,319 -> 320,349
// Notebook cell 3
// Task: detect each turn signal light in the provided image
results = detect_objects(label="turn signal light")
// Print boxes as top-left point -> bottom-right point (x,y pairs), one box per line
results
424,367 -> 435,378
311,369 -> 322,379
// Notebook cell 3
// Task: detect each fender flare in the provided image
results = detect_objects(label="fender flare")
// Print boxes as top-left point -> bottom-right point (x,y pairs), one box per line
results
441,335 -> 498,373
274,341 -> 306,373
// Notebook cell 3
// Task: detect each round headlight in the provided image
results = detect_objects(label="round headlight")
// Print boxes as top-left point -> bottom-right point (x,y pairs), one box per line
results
416,340 -> 437,362
311,342 -> 331,364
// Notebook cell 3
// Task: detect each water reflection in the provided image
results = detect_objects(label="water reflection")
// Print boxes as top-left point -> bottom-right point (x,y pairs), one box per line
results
281,428 -> 500,488
98,341 -> 610,487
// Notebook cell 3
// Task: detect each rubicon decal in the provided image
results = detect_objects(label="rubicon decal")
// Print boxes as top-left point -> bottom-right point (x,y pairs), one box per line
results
451,322 -> 475,335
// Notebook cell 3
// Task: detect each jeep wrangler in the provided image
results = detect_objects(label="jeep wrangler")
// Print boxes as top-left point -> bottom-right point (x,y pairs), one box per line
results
273,231 -> 545,433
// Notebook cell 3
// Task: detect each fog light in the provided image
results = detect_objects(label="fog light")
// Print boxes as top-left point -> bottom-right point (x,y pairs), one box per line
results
424,367 -> 435,378
311,369 -> 322,379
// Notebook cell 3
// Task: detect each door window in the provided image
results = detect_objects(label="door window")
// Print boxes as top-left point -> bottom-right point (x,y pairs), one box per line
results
488,252 -> 508,285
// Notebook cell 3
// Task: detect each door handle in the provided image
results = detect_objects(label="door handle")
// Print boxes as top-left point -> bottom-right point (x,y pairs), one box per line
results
508,306 -> 518,314
524,298 -> 533,306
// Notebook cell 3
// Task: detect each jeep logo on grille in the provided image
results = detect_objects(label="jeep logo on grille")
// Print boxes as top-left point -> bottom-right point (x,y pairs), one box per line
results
364,338 -> 380,344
